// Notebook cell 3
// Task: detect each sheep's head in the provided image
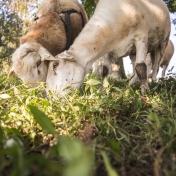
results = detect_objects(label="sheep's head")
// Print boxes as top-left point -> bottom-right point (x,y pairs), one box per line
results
9,42 -> 56,87
46,51 -> 85,92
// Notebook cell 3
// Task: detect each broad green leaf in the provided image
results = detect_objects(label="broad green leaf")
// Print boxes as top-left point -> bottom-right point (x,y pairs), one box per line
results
112,87 -> 122,92
101,151 -> 119,176
107,139 -> 121,156
58,136 -> 93,176
85,79 -> 102,86
148,112 -> 160,128
28,105 -> 56,135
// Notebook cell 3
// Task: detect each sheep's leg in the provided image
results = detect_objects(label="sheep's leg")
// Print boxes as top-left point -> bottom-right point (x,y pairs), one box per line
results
130,54 -> 136,74
145,53 -> 153,82
151,49 -> 161,81
129,54 -> 139,85
161,65 -> 167,78
134,40 -> 149,94
93,53 -> 113,79
146,54 -> 152,77
103,53 -> 113,77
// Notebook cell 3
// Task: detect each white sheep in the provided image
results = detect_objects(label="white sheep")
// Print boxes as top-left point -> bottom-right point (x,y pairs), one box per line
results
45,0 -> 170,94
8,0 -> 88,86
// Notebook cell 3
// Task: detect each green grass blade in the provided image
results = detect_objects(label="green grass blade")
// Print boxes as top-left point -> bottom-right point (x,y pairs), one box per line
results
28,105 -> 56,135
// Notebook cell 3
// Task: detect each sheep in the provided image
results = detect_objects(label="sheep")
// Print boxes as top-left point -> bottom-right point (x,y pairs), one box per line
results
8,0 -> 88,86
92,54 -> 126,80
147,39 -> 174,78
160,40 -> 174,77
43,0 -> 170,94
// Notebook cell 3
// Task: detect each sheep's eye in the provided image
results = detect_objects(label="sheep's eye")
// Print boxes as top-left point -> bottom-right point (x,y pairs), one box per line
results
36,60 -> 41,67
53,62 -> 59,70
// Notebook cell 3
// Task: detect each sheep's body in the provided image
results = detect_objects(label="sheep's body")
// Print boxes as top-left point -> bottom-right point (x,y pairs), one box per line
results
46,0 -> 170,94
9,0 -> 88,85
20,0 -> 88,56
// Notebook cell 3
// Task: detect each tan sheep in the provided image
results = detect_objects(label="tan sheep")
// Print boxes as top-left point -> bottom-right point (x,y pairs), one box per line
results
146,39 -> 174,80
159,39 -> 174,77
9,0 -> 88,86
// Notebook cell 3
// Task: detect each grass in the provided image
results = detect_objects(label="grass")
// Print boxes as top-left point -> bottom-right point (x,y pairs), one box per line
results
0,68 -> 176,176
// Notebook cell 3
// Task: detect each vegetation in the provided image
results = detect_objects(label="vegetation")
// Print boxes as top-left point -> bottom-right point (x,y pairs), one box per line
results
0,0 -> 176,175
81,0 -> 176,18
0,1 -> 22,61
81,0 -> 96,18
163,0 -> 176,12
0,0 -> 38,62
0,67 -> 176,175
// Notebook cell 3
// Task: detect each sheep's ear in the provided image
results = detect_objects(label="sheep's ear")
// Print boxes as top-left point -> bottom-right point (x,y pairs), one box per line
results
8,68 -> 15,77
38,46 -> 75,62
55,51 -> 75,62
38,45 -> 56,61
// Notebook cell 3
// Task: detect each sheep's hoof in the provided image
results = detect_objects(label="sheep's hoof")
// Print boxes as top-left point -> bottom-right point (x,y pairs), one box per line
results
140,83 -> 150,95
129,74 -> 139,86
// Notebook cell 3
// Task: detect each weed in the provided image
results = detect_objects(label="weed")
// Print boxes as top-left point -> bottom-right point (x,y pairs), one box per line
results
0,70 -> 176,176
